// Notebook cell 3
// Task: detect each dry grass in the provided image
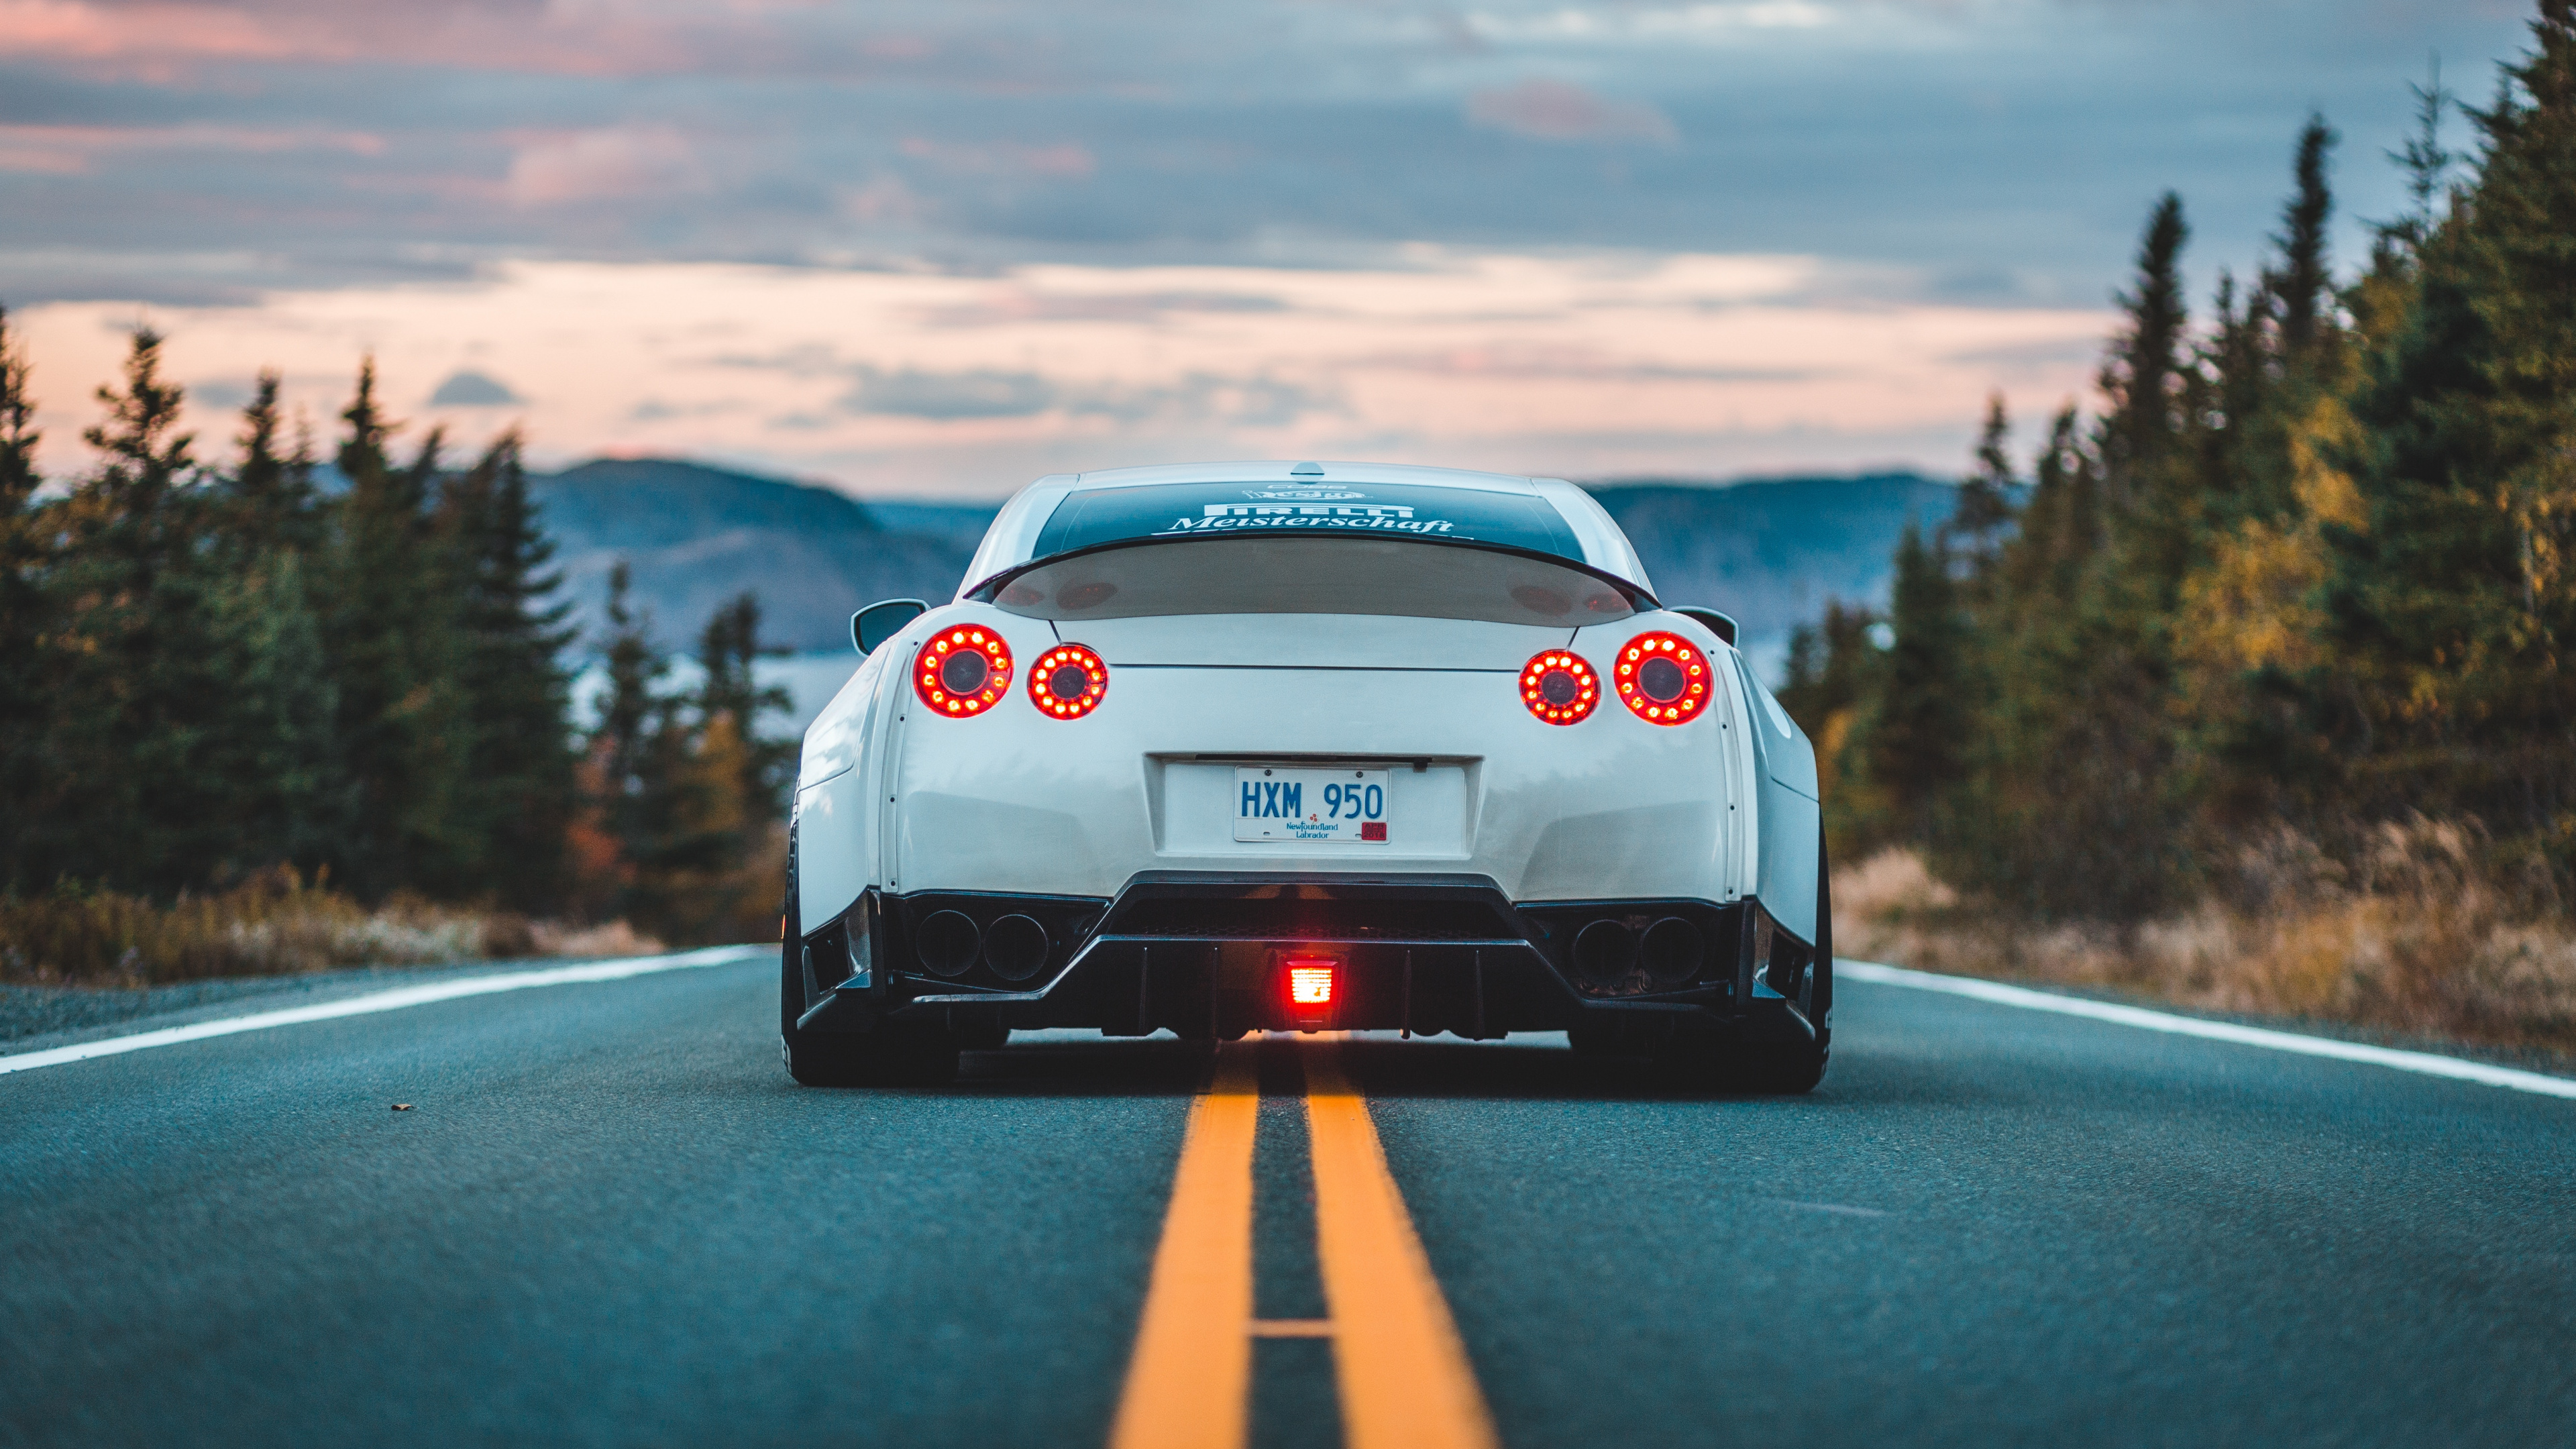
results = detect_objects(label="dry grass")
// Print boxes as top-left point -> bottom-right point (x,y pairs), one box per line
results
1834,820 -> 2576,1057
0,867 -> 664,989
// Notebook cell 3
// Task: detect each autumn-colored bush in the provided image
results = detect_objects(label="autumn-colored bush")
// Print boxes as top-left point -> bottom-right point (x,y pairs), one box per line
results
1834,821 -> 2576,1056
0,865 -> 662,988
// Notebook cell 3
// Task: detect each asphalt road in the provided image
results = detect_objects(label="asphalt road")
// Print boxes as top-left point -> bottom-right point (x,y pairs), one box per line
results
4,955 -> 2572,1448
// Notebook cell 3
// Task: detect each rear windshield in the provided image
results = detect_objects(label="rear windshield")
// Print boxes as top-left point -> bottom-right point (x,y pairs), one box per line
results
983,535 -> 1642,627
1030,481 -> 1588,563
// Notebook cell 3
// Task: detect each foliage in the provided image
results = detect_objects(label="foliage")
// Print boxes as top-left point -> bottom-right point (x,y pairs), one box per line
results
0,317 -> 798,965
1785,3 -> 2576,927
0,867 -> 661,987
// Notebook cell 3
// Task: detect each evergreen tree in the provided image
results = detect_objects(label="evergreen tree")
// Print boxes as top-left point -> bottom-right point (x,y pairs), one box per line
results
437,431 -> 579,909
0,307 -> 46,891
1778,599 -> 1886,852
323,363 -> 471,896
2378,58 -> 2459,258
31,330 -> 233,891
2098,193 -> 2192,503
198,546 -> 339,877
694,592 -> 795,826
2322,0 -> 2576,863
2270,115 -> 2339,360
1863,523 -> 1966,839
582,564 -> 745,939
1947,393 -> 2019,561
226,370 -> 323,557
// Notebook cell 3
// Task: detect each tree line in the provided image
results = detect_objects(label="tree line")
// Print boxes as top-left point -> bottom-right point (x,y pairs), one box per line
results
0,329 -> 792,944
1781,3 -> 2575,921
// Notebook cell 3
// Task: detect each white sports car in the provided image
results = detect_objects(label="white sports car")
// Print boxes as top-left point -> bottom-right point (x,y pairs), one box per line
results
782,461 -> 1831,1090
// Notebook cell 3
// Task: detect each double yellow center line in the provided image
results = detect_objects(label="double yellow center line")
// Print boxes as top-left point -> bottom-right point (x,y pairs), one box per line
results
1110,1035 -> 1499,1449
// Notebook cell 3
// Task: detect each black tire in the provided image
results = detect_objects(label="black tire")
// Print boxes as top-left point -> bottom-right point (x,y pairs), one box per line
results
1651,836 -> 1835,1094
1737,834 -> 1834,1095
780,878 -> 960,1087
1568,1022 -> 1654,1057
1732,1041 -> 1829,1094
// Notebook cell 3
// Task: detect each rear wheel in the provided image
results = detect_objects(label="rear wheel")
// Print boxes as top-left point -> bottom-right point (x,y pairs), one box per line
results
1734,835 -> 1835,1095
1727,1041 -> 1829,1094
1653,836 -> 1835,1094
780,885 -> 961,1087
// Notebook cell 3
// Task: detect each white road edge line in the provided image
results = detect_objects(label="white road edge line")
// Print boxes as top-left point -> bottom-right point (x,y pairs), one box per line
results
0,945 -> 771,1077
1837,959 -> 2576,1100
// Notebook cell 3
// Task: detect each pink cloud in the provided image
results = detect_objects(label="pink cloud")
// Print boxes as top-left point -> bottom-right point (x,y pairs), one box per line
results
505,125 -> 700,206
1465,79 -> 1678,144
0,0 -> 975,81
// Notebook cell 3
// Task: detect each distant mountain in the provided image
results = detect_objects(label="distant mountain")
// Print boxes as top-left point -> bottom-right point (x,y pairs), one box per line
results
533,459 -> 988,654
531,458 -> 1962,660
1589,474 -> 1964,645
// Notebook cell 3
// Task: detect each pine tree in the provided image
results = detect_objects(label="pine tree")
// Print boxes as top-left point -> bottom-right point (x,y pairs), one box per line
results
1863,523 -> 1966,840
2098,193 -> 2192,504
1778,599 -> 1886,852
2322,0 -> 2576,865
0,307 -> 46,891
582,564 -> 743,938
694,592 -> 794,826
2377,58 -> 2459,259
1947,393 -> 2019,561
323,363 -> 471,896
198,547 -> 339,877
227,370 -> 323,557
2270,115 -> 2339,360
437,431 -> 579,909
31,329 -> 231,891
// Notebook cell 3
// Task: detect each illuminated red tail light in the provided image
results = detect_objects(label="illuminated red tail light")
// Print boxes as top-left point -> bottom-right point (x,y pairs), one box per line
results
1028,643 -> 1109,719
1518,650 -> 1600,724
1614,631 -> 1711,725
1281,955 -> 1339,1026
1288,963 -> 1336,1005
915,627 -> 1014,716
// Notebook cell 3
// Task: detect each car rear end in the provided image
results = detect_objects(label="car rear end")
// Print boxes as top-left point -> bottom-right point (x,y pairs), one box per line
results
788,464 -> 1825,1065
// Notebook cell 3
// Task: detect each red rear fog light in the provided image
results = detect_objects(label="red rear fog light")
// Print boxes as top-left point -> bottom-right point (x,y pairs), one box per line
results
1288,963 -> 1337,1004
1280,956 -> 1340,1028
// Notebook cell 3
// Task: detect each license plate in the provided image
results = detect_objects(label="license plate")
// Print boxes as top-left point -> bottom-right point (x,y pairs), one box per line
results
1234,767 -> 1391,843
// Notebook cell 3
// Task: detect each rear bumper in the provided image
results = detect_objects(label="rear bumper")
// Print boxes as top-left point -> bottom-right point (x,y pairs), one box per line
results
794,871 -> 1821,1044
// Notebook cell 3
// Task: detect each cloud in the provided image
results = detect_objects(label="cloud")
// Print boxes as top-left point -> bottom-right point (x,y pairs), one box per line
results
429,369 -> 523,406
0,123 -> 381,176
898,137 -> 1095,180
1464,78 -> 1677,144
505,125 -> 700,206
835,363 -> 1338,427
1367,344 -> 1815,383
843,366 -> 1055,419
914,289 -> 1285,327
1463,2 -> 1833,46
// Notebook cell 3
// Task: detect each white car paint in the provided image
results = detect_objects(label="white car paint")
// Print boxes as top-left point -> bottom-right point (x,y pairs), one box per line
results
794,460 -> 1820,945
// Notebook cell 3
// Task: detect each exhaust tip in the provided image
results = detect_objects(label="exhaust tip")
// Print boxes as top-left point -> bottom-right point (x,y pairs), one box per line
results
916,910 -> 981,977
1572,919 -> 1639,989
982,914 -> 1051,982
1640,916 -> 1704,988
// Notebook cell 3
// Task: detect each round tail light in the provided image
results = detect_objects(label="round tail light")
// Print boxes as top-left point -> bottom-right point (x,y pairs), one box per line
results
1613,631 -> 1711,725
1519,650 -> 1600,724
916,626 -> 1014,716
1029,643 -> 1108,719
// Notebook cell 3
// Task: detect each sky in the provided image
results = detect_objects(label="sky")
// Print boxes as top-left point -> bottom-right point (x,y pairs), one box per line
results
0,0 -> 2538,498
